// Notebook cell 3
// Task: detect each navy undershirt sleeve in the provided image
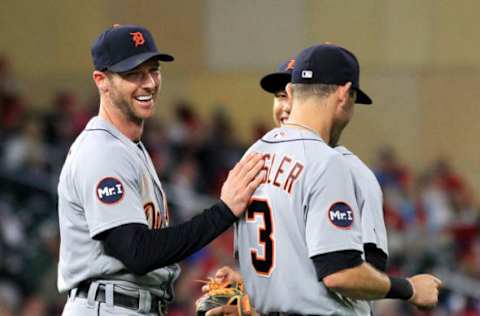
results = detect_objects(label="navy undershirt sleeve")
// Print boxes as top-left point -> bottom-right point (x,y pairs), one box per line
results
364,243 -> 388,272
95,200 -> 236,275
312,244 -> 388,281
312,250 -> 364,281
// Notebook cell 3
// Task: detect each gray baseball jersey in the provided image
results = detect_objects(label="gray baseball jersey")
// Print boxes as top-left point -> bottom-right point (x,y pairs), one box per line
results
335,146 -> 388,256
57,116 -> 180,301
235,127 -> 370,315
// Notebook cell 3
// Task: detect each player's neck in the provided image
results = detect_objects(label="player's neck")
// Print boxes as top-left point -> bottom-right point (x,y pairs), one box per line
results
98,102 -> 144,141
287,100 -> 332,144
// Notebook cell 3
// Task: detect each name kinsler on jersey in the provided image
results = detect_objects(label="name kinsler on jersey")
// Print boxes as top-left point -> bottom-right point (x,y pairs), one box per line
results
259,153 -> 304,194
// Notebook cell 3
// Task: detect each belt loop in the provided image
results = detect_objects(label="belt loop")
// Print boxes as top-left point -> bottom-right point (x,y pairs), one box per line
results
69,288 -> 78,301
138,288 -> 150,313
105,283 -> 114,307
87,282 -> 99,307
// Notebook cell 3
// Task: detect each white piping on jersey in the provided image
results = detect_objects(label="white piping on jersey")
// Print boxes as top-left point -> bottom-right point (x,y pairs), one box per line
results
283,121 -> 321,138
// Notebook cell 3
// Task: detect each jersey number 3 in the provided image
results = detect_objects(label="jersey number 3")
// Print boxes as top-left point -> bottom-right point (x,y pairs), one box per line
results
246,198 -> 275,276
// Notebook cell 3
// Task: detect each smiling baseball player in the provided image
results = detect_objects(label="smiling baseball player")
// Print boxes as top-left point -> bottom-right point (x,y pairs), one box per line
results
57,24 -> 264,316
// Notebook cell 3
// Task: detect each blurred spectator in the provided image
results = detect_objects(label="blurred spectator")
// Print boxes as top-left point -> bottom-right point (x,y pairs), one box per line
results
374,145 -> 416,237
0,55 -> 20,96
168,100 -> 206,154
459,235 -> 480,279
374,145 -> 412,191
42,90 -> 96,176
2,115 -> 49,173
168,156 -> 214,221
143,119 -> 173,180
0,280 -> 19,316
0,94 -> 26,137
44,90 -> 83,146
197,107 -> 244,195
19,295 -> 47,316
433,158 -> 474,217
0,56 -> 24,148
418,169 -> 456,234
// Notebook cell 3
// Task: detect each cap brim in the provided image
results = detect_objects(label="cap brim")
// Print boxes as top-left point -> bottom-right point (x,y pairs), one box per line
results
355,88 -> 372,105
260,73 -> 291,93
108,52 -> 174,73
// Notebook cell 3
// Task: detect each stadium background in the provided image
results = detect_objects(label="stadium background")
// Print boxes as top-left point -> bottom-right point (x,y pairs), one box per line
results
0,0 -> 479,315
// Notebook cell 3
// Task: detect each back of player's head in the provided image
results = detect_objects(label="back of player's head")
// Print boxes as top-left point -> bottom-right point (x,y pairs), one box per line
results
292,44 -> 372,104
91,24 -> 174,73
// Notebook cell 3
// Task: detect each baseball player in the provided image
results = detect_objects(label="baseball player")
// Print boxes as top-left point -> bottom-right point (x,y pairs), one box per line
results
233,44 -> 442,315
204,57 -> 386,316
57,24 -> 265,316
265,57 -> 389,272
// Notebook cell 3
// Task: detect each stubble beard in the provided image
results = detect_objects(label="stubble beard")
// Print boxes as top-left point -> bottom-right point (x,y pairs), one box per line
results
110,89 -> 144,126
119,98 -> 143,126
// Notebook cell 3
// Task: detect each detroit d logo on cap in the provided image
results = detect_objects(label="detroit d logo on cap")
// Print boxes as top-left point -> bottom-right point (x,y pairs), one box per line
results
328,202 -> 354,229
130,32 -> 145,47
96,177 -> 125,204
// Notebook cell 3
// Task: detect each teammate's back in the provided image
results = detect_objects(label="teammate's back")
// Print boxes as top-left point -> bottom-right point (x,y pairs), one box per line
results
236,127 -> 369,315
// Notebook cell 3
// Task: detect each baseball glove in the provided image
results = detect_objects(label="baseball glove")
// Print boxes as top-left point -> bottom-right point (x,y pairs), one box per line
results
195,277 -> 252,316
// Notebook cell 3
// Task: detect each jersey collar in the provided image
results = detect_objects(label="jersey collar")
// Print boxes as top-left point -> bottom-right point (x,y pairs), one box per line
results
85,116 -> 142,153
272,126 -> 327,143
335,145 -> 353,156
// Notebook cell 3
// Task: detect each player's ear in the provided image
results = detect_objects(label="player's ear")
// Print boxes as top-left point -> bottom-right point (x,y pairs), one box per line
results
93,70 -> 109,93
286,83 -> 294,102
336,82 -> 352,107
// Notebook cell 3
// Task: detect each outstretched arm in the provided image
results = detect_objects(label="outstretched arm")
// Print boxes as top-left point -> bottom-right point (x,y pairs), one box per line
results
318,257 -> 442,309
97,153 -> 265,274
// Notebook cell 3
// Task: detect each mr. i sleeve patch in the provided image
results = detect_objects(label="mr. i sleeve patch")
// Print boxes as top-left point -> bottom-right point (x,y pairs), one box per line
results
328,201 -> 354,229
96,177 -> 125,204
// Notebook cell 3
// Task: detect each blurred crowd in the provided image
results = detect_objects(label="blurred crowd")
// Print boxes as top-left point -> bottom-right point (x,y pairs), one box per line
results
0,55 -> 479,315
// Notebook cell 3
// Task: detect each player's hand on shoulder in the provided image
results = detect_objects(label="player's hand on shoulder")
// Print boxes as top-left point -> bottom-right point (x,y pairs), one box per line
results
220,153 -> 265,217
407,274 -> 442,309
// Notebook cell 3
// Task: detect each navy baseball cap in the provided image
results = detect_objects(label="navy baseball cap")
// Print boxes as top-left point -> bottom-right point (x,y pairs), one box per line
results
292,44 -> 372,104
91,24 -> 174,73
260,58 -> 295,94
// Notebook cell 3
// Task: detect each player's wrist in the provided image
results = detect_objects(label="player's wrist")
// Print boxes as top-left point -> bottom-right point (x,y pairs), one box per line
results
385,276 -> 414,300
406,277 -> 416,303
217,199 -> 239,219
